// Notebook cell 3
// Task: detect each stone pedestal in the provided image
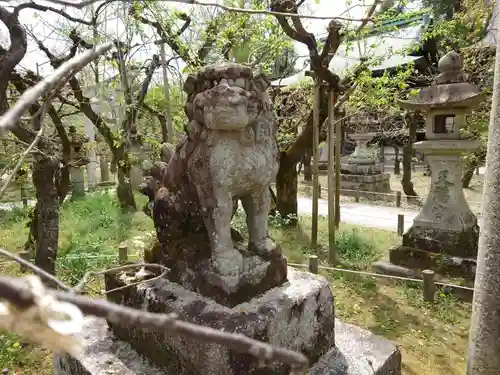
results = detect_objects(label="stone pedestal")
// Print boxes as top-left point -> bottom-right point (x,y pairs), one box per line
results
98,154 -> 115,187
146,237 -> 287,307
339,133 -> 391,196
400,140 -> 480,258
54,268 -> 401,375
70,166 -> 86,198
387,140 -> 480,278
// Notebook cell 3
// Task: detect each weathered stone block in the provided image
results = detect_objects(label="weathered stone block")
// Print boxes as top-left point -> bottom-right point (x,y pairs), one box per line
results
389,245 -> 476,279
104,268 -> 335,375
146,238 -> 288,307
339,173 -> 391,197
309,320 -> 401,375
54,318 -> 401,375
402,222 -> 479,258
53,317 -> 164,375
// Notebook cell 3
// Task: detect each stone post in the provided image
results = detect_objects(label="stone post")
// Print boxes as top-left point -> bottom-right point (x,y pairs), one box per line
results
84,116 -> 98,190
129,133 -> 144,191
68,126 -> 89,199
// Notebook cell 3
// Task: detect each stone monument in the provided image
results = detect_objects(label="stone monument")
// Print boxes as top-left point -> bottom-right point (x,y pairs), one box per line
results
68,125 -> 90,198
54,63 -> 401,375
375,50 -> 483,279
339,125 -> 391,197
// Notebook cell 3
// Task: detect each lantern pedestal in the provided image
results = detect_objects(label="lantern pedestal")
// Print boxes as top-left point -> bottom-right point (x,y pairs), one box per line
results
401,140 -> 480,258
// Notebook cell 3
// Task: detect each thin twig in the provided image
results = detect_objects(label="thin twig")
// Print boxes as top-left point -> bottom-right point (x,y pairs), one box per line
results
72,263 -> 169,294
0,42 -> 114,131
18,0 -> 367,20
0,137 -> 48,156
0,275 -> 309,372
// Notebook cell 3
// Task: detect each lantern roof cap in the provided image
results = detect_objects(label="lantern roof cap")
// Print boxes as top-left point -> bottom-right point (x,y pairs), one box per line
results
397,50 -> 483,110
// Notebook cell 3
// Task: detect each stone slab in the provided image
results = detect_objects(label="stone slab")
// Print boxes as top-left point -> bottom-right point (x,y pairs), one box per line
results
309,319 -> 401,375
104,267 -> 335,375
53,318 -> 401,375
402,223 -> 479,258
341,163 -> 384,175
53,317 -> 164,375
389,245 -> 476,280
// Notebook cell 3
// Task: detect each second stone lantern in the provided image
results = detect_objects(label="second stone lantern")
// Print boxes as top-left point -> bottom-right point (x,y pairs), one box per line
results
388,50 -> 484,279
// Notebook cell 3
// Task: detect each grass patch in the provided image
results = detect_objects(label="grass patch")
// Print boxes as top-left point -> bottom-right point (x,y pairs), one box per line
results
264,213 -> 470,375
0,191 -> 154,374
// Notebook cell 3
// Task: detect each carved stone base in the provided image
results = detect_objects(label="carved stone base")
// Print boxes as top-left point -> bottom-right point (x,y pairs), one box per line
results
341,162 -> 383,175
53,315 -> 401,375
339,173 -> 391,196
145,238 -> 287,307
103,268 -> 335,375
388,245 -> 476,279
402,223 -> 479,258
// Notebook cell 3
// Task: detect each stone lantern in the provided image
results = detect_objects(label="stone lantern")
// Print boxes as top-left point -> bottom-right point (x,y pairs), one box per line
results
389,50 -> 483,277
68,125 -> 90,198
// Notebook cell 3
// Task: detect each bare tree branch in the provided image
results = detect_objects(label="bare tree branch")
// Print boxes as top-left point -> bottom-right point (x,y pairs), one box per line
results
0,42 -> 113,131
8,0 -> 366,21
13,1 -> 92,25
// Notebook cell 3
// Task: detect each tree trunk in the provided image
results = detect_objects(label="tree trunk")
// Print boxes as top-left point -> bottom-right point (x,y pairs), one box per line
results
303,150 -> 312,182
402,118 -> 418,197
276,153 -> 298,221
463,151 -> 485,188
393,146 -> 401,175
463,160 -> 478,188
111,148 -> 136,212
117,163 -> 137,212
32,155 -> 60,276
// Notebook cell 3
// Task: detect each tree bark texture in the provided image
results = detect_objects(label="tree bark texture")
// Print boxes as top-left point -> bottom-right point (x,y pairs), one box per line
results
303,150 -> 312,182
393,146 -> 401,175
32,156 -> 60,276
462,150 -> 485,188
117,160 -> 137,212
276,153 -> 298,220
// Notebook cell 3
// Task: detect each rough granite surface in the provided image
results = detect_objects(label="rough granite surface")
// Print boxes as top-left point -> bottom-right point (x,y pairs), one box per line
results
53,318 -> 401,375
104,268 -> 335,375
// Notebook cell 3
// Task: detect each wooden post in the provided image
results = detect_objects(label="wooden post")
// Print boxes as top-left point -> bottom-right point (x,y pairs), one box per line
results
476,167 -> 480,175
334,95 -> 341,229
396,191 -> 402,207
422,269 -> 436,302
21,186 -> 28,208
119,244 -> 128,263
327,89 -> 336,263
309,255 -> 319,274
355,188 -> 360,203
397,214 -> 404,236
311,78 -> 320,250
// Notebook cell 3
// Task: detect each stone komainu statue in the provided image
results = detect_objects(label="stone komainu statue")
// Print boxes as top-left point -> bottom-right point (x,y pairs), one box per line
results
141,62 -> 284,296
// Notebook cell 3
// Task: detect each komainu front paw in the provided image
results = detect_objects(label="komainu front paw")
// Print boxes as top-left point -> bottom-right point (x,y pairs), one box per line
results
248,236 -> 280,258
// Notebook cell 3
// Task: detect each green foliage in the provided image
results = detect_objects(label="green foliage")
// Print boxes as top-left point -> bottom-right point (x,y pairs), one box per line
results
346,64 -> 416,132
422,0 -> 492,50
217,0 -> 297,76
142,84 -> 186,137
0,331 -> 48,372
335,228 -> 381,269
